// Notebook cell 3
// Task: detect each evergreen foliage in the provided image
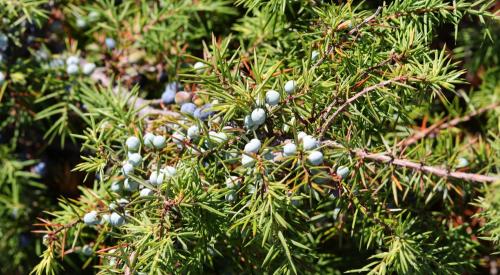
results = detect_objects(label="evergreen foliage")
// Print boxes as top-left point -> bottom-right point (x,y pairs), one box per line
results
0,0 -> 499,274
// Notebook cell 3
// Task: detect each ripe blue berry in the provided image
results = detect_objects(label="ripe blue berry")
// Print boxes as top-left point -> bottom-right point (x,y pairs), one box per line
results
82,63 -> 96,75
110,181 -> 122,192
143,132 -> 155,148
336,166 -> 350,179
140,188 -> 154,197
284,80 -> 297,94
105,37 -> 116,49
149,171 -> 164,186
251,108 -> 266,125
457,157 -> 469,168
181,102 -> 197,115
187,125 -> 200,140
163,166 -> 177,178
66,64 -> 79,75
194,104 -> 214,121
126,136 -> 140,151
311,50 -> 320,61
194,61 -> 206,72
152,135 -> 166,149
265,90 -> 280,106
83,211 -> 100,225
33,161 -> 47,175
244,138 -> 261,154
302,135 -> 318,150
244,115 -> 254,129
81,244 -> 93,256
123,178 -> 139,191
161,89 -> 176,104
109,212 -> 124,227
208,131 -> 227,144
241,154 -> 256,167
307,151 -> 323,165
128,153 -> 142,166
66,56 -> 79,65
283,143 -> 297,156
122,163 -> 134,176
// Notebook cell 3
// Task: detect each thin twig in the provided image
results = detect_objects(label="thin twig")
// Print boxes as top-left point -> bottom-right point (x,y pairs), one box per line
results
322,140 -> 500,183
398,102 -> 500,148
318,76 -> 407,138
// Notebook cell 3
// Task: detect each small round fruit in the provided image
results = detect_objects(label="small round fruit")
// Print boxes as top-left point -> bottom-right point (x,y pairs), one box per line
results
123,178 -> 139,191
175,91 -> 193,105
187,125 -> 200,140
102,214 -> 110,224
109,212 -> 124,227
110,181 -> 122,192
161,89 -> 176,104
117,198 -> 129,207
193,61 -> 206,72
105,37 -> 116,49
66,64 -> 79,75
284,80 -> 297,94
225,191 -> 237,202
244,139 -> 261,154
149,171 -> 164,186
241,154 -> 256,167
82,63 -> 96,75
81,245 -> 93,256
83,211 -> 100,226
126,136 -> 140,151
307,151 -> 323,165
311,50 -> 319,61
122,163 -> 134,176
128,153 -> 142,166
244,115 -> 254,129
302,135 -> 318,150
283,143 -> 297,156
336,166 -> 350,179
457,157 -> 469,168
181,103 -> 197,115
265,90 -> 280,106
152,135 -> 166,149
163,166 -> 177,178
66,56 -> 79,65
76,18 -> 87,29
194,104 -> 214,121
140,188 -> 154,197
143,132 -> 155,148
297,131 -> 308,141
251,108 -> 266,126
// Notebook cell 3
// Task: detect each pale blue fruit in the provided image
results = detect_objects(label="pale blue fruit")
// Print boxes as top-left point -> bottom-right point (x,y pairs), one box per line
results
122,163 -> 134,176
66,64 -> 79,75
265,90 -> 280,106
126,136 -> 140,151
187,125 -> 200,140
76,18 -> 87,29
297,131 -> 308,141
181,103 -> 197,115
283,143 -> 297,156
241,154 -> 255,167
307,151 -> 323,165
251,108 -> 266,125
66,56 -> 79,65
162,166 -> 177,178
149,171 -> 164,186
152,135 -> 166,149
140,188 -> 154,197
110,181 -> 122,192
161,89 -> 176,104
311,50 -> 320,61
302,135 -> 318,150
284,80 -> 297,94
109,212 -> 124,227
128,153 -> 142,166
193,61 -> 206,72
82,63 -> 95,75
83,211 -> 100,225
225,191 -> 236,202
457,157 -> 469,168
123,178 -> 138,191
143,132 -> 155,148
225,176 -> 241,189
81,244 -> 93,256
336,166 -> 350,179
105,38 -> 116,49
244,139 -> 261,153
244,115 -> 254,129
